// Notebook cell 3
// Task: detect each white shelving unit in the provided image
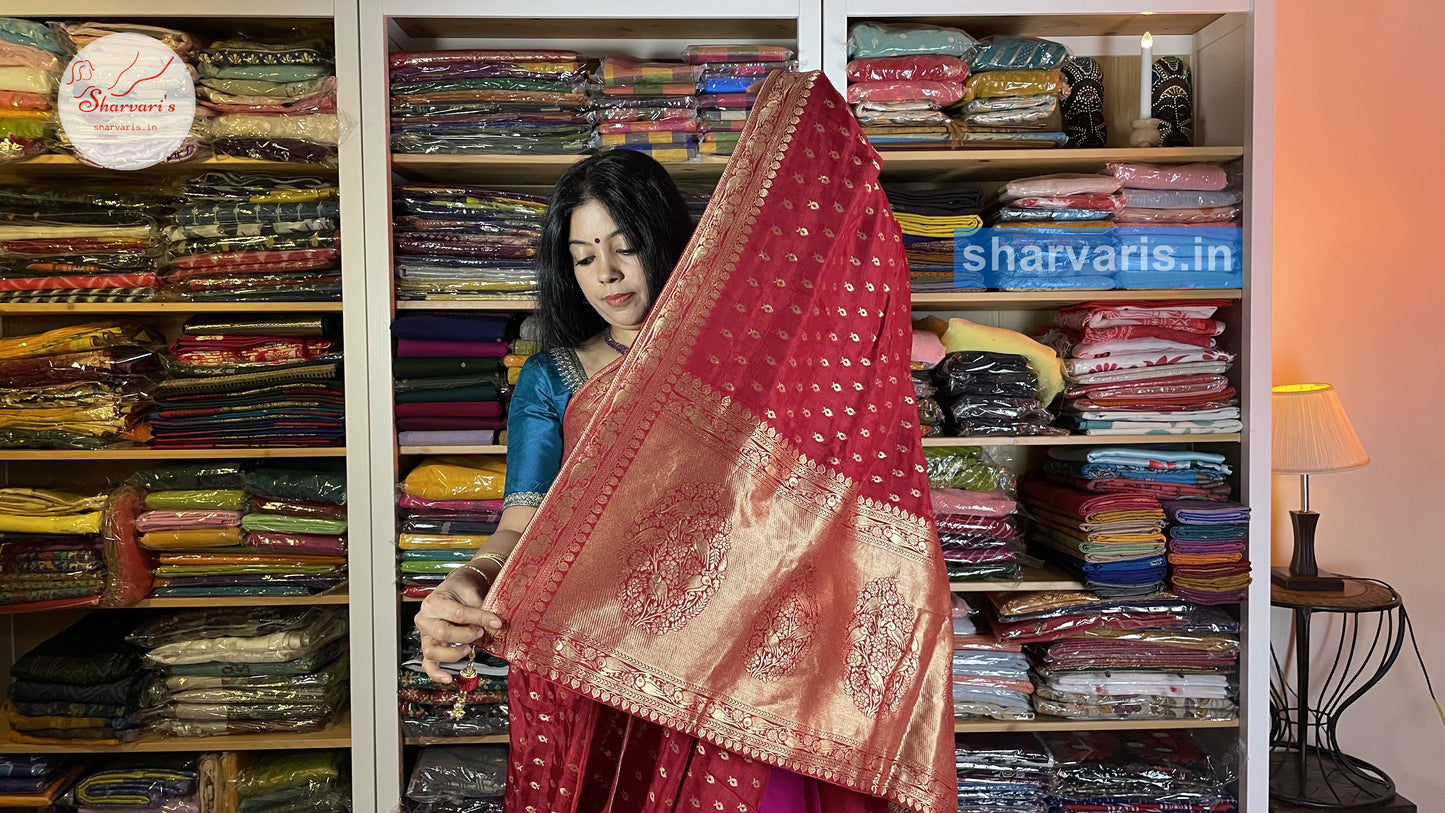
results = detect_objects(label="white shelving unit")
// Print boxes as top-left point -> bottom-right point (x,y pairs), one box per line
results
0,3 -> 375,810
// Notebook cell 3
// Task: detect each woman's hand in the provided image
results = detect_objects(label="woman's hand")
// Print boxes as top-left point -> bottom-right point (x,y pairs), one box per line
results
415,565 -> 506,685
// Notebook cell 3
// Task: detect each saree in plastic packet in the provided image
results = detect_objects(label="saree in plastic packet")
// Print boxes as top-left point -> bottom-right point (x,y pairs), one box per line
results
482,70 -> 954,813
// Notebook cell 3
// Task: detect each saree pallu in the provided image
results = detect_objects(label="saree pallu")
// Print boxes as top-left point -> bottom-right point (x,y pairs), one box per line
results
484,71 -> 954,812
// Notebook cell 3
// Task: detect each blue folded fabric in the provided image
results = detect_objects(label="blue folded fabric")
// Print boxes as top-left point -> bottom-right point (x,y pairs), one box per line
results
0,755 -> 71,778
990,274 -> 1116,290
701,77 -> 758,93
390,313 -> 510,342
1163,499 -> 1251,524
1113,270 -> 1243,289
1169,524 -> 1248,541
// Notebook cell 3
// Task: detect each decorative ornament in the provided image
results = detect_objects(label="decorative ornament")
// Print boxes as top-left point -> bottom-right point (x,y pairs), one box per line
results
1060,57 -> 1106,148
1152,56 -> 1195,147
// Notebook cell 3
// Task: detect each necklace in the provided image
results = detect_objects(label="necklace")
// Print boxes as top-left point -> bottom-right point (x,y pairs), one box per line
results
602,327 -> 630,356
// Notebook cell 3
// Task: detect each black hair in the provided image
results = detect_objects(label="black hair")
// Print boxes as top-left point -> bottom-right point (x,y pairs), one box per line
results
534,149 -> 695,350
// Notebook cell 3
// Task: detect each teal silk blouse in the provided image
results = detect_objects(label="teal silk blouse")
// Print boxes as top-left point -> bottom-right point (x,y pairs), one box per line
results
501,348 -> 588,510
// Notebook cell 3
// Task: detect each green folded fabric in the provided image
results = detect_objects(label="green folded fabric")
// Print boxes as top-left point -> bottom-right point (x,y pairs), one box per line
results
145,490 -> 247,511
251,469 -> 346,505
399,560 -> 464,574
198,63 -> 331,82
394,385 -> 501,404
393,357 -> 501,378
154,564 -> 341,577
240,513 -> 347,535
400,549 -> 474,561
237,750 -> 342,798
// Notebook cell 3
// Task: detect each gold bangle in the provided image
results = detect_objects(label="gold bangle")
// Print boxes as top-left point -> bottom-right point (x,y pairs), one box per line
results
474,552 -> 509,571
456,563 -> 493,589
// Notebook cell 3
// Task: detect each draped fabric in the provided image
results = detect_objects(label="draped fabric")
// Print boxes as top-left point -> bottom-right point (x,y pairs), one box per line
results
482,71 -> 955,813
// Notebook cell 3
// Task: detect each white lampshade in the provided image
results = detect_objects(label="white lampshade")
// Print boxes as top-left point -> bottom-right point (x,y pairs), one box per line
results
1272,383 -> 1370,474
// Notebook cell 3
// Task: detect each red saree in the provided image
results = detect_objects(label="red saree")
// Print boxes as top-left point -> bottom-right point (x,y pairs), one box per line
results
484,71 -> 955,813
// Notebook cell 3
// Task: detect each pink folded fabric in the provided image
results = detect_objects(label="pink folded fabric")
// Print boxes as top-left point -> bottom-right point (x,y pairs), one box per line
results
912,330 -> 946,366
394,401 -> 502,419
1105,162 -> 1229,191
1001,174 -> 1121,200
1020,479 -> 1162,520
396,339 -> 509,358
134,510 -> 243,532
397,493 -> 504,512
930,488 -> 1017,517
1114,205 -> 1240,224
245,531 -> 347,556
845,80 -> 964,106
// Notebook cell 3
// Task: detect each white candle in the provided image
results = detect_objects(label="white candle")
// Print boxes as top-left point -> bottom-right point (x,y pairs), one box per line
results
1140,32 -> 1154,119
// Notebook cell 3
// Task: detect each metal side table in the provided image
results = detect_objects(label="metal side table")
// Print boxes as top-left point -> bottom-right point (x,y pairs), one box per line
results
1270,578 -> 1404,808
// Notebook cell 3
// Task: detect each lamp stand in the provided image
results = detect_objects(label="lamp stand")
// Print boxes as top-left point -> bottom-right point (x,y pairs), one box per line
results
1272,474 -> 1345,592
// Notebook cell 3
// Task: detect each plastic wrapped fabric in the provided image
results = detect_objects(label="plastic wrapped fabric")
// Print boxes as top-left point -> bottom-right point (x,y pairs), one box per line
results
846,55 -> 968,83
932,351 -> 1038,399
212,137 -> 336,165
233,749 -> 343,801
964,70 -> 1062,99
1106,161 -> 1229,191
406,745 -> 507,803
144,710 -> 343,738
1042,729 -> 1237,809
144,490 -> 247,512
945,560 -> 1021,581
944,395 -> 1052,424
921,447 -> 1009,493
251,467 -> 347,505
127,605 -> 344,649
403,456 -> 506,501
845,80 -> 964,106
400,703 -> 509,738
847,22 -> 978,59
1114,205 -> 1240,224
966,36 -> 1070,72
73,766 -> 196,807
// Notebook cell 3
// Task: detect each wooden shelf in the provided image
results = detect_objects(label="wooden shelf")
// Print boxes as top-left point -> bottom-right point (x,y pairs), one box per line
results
130,587 -> 349,608
0,448 -> 347,461
395,300 -> 536,311
403,733 -> 508,746
392,153 -> 732,185
876,147 -> 1245,182
911,289 -> 1242,311
923,434 -> 1240,447
950,563 -> 1082,592
954,716 -> 1238,734
399,445 -> 506,456
844,3 -> 1245,37
2,154 -> 338,176
0,713 -> 352,754
0,302 -> 343,316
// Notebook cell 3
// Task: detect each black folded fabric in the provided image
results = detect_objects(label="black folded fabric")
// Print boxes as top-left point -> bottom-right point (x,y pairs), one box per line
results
395,385 -> 500,404
884,185 -> 985,216
393,357 -> 502,378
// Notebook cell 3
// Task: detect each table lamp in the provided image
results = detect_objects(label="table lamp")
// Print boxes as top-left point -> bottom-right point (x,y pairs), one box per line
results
1272,384 -> 1370,591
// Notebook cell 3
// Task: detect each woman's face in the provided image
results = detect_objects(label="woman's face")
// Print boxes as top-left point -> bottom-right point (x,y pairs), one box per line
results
567,199 -> 651,331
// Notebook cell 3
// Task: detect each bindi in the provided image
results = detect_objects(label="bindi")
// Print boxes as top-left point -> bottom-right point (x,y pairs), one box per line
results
594,237 -> 601,243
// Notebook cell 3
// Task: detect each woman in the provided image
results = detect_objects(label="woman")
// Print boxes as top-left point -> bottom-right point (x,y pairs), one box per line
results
416,71 -> 955,813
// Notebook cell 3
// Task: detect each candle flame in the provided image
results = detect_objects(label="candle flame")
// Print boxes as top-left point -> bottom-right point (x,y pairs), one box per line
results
1141,32 -> 1154,47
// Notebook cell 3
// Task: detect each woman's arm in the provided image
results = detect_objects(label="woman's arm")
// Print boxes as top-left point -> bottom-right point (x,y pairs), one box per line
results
414,504 -> 535,684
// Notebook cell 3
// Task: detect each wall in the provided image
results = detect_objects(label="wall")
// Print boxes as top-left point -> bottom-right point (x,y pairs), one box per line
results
1273,0 -> 1445,806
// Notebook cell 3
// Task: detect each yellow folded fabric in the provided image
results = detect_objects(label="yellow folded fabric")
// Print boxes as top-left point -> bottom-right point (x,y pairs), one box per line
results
403,456 -> 507,501
893,212 -> 983,237
0,511 -> 102,534
914,316 -> 1065,406
0,487 -> 107,515
3,702 -> 108,731
140,527 -> 244,550
398,533 -> 489,550
0,322 -> 142,360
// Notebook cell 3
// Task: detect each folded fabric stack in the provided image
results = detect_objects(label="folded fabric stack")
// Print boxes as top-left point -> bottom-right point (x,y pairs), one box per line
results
393,184 -> 546,302
951,598 -> 1033,721
400,627 -> 510,739
1164,499 -> 1251,604
0,755 -> 84,808
885,185 -> 985,291
931,351 -> 1062,437
0,487 -> 108,611
982,174 -> 1122,291
4,613 -> 144,746
1044,730 -> 1238,811
128,606 -> 348,737
1041,446 -> 1233,503
0,180 -> 169,303
149,316 -> 345,449
1043,300 -> 1241,434
0,322 -> 157,449
1109,161 -> 1243,289
67,759 -> 198,811
163,173 -> 342,301
1020,478 -> 1167,597
234,750 -> 349,812
685,44 -> 795,157
198,39 -> 339,165
393,314 -> 510,447
594,54 -> 701,162
405,745 -> 506,813
956,36 -> 1070,148
954,733 -> 1053,812
846,23 -> 975,149
991,590 -> 1239,722
914,318 -> 1067,432
52,22 -> 207,165
0,17 -> 64,162
397,456 -> 505,599
140,465 -> 348,598
502,315 -> 542,390
927,447 -> 1022,581
390,49 -> 592,155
